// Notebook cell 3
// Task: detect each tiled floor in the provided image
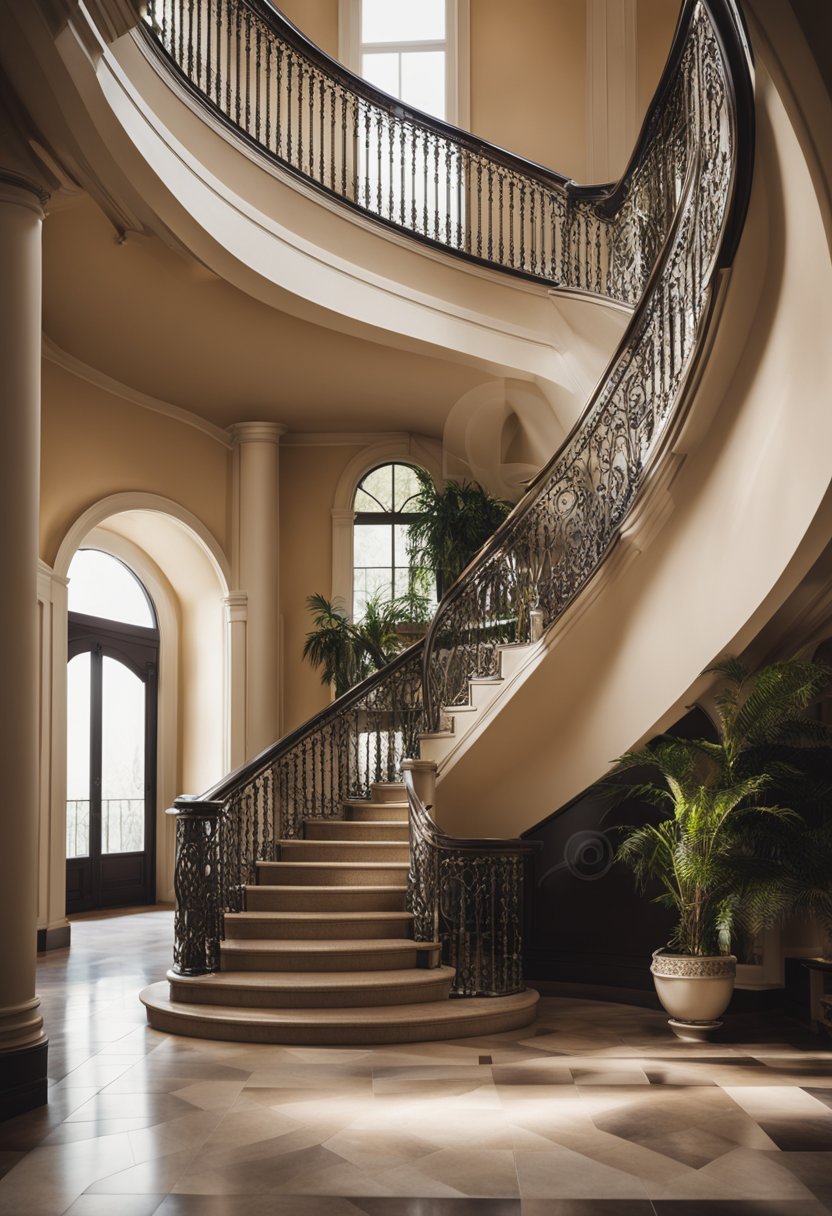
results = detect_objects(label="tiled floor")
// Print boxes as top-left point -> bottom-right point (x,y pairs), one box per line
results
1,910 -> 831,1215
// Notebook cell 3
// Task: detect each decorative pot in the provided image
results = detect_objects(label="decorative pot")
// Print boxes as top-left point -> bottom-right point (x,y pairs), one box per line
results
650,949 -> 736,1041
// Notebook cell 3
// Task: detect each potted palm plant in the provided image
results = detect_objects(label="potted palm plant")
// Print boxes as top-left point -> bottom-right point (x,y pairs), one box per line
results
615,655 -> 830,1039
302,593 -> 404,697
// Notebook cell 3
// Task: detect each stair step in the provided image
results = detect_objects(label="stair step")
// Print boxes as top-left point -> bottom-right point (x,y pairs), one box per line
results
219,938 -> 440,972
163,966 -> 455,1008
141,982 -> 540,1044
244,884 -> 407,912
278,839 -> 409,864
370,782 -> 407,803
344,801 -> 408,822
304,820 -> 408,842
224,911 -> 414,939
256,861 -> 409,888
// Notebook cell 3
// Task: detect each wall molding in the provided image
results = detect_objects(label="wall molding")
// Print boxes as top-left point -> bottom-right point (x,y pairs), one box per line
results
42,336 -> 233,448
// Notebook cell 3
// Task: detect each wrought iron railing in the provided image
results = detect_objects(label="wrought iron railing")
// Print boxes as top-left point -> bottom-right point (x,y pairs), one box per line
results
170,646 -> 423,974
403,767 -> 535,997
422,0 -> 754,728
144,0 -> 698,306
157,0 -> 754,986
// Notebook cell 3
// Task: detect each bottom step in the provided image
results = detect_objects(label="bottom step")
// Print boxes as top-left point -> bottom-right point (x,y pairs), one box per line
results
140,982 -> 539,1045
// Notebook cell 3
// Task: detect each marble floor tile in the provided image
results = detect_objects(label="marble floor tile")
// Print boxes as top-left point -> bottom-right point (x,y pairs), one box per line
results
3,910 -> 832,1213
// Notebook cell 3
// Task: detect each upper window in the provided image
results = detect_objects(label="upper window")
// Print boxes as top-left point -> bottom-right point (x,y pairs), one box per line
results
361,0 -> 447,120
67,550 -> 156,629
340,0 -> 468,129
353,463 -> 433,619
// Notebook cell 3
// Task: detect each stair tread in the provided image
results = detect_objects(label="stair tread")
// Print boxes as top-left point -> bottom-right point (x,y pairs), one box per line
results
168,967 -> 454,990
258,861 -> 409,870
228,911 -> 413,922
246,884 -> 407,893
279,840 -> 407,849
220,938 -> 435,954
142,981 -> 538,1027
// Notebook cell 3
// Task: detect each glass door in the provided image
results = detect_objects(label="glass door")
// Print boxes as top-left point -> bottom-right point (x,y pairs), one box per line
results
65,550 -> 159,913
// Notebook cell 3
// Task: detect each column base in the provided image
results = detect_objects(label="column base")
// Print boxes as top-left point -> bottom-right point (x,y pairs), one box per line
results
0,1041 -> 48,1121
37,922 -> 71,952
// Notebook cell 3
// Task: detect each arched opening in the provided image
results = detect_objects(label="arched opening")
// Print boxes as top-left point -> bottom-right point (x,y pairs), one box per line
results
65,550 -> 159,912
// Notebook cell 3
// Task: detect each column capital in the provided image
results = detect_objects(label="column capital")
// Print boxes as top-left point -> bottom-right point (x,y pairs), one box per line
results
230,422 -> 288,446
0,170 -> 50,215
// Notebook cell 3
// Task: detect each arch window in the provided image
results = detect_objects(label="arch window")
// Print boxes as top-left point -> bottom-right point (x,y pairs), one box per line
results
352,462 -> 433,619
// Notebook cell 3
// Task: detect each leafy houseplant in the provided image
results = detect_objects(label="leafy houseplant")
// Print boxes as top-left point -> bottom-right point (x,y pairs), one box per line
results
302,593 -> 409,697
614,655 -> 831,1036
406,469 -> 512,599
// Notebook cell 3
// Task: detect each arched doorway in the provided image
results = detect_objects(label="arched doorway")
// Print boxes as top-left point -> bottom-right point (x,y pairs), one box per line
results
65,550 -> 159,912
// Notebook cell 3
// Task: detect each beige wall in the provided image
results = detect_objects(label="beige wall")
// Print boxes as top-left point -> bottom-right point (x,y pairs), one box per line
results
279,441 -> 368,732
471,0 -> 588,180
637,0 -> 683,122
40,361 -> 231,566
278,0 -> 339,59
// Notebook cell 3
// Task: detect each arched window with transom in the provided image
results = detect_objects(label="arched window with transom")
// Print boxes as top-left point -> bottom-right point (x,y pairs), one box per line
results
352,462 -> 433,619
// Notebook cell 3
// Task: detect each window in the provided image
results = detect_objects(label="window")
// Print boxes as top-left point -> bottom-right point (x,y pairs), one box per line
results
361,0 -> 448,121
352,462 -> 433,619
67,548 -> 156,628
340,0 -> 469,129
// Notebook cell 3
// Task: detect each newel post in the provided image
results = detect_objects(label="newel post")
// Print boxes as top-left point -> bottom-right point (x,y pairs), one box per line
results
169,797 -> 225,976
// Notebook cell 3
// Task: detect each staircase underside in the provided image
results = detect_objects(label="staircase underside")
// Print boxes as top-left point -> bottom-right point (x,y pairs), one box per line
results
141,784 -> 538,1045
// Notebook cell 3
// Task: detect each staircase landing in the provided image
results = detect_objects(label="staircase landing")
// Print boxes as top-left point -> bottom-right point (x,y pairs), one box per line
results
141,783 -> 538,1044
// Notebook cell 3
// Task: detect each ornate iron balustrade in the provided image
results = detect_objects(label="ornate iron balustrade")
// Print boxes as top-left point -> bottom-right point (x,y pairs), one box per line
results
422,0 -> 754,729
170,645 -> 424,974
142,0 -> 701,305
403,765 -> 536,997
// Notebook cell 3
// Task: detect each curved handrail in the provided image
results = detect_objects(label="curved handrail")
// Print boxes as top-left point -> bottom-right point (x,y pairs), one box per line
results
422,0 -> 754,729
141,0 -> 705,304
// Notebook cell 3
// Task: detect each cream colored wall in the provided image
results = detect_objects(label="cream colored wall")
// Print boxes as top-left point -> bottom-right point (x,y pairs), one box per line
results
279,441 -> 369,732
278,0 -> 339,59
40,361 -> 231,566
637,0 -> 682,123
470,0 -> 587,180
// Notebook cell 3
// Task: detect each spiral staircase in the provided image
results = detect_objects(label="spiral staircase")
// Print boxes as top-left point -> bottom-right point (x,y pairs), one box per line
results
112,0 -> 761,1042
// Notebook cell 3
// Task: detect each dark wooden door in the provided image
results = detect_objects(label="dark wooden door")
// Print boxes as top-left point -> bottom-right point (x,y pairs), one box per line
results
66,613 -> 158,913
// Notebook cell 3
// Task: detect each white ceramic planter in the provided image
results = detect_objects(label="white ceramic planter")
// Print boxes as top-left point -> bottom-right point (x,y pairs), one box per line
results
650,949 -> 736,1040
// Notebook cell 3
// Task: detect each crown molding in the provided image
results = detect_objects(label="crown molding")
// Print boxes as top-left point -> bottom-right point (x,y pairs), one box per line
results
42,336 -> 234,448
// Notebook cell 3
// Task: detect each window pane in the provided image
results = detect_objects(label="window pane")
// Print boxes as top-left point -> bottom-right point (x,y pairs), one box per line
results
362,0 -> 445,44
393,464 -> 422,511
66,652 -> 91,859
362,50 -> 399,97
356,465 -> 394,512
68,550 -> 155,627
101,657 -> 145,854
401,50 -> 446,119
354,523 -> 393,568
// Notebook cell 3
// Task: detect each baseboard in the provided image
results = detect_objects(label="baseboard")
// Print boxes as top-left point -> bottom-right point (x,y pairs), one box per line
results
0,1041 -> 49,1121
37,923 -> 71,952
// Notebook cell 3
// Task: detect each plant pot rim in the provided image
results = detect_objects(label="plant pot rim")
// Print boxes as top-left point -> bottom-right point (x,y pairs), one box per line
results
652,948 -> 737,962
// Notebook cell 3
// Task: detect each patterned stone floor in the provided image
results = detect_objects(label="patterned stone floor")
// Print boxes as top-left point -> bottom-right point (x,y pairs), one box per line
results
1,908 -> 831,1215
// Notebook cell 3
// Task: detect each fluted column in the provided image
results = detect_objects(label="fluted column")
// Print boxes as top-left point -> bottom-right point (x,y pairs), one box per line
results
231,423 -> 286,757
0,169 -> 49,1117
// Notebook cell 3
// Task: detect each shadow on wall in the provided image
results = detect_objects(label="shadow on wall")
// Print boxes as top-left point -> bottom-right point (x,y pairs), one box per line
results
523,707 -> 715,995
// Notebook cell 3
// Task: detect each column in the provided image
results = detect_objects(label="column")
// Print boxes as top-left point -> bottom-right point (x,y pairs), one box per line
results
231,423 -> 286,757
0,169 -> 49,1118
586,0 -> 638,183
223,590 -> 248,770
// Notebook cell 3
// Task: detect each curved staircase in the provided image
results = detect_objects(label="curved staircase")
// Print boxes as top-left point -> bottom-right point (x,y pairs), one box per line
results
141,783 -> 539,1044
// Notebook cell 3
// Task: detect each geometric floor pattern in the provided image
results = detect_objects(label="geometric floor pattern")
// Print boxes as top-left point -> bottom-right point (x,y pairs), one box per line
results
1,909 -> 831,1215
